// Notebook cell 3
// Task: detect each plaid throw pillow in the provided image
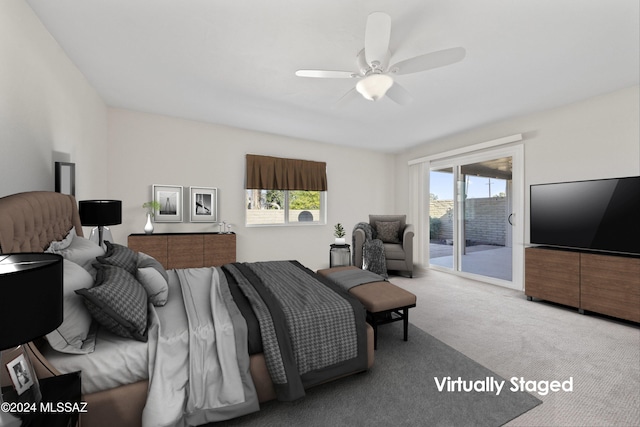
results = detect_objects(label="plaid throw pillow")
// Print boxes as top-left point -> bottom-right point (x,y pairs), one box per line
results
76,264 -> 148,341
97,241 -> 138,275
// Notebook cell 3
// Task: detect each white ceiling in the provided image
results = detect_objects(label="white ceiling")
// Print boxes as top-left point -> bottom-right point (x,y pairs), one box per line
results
26,0 -> 639,153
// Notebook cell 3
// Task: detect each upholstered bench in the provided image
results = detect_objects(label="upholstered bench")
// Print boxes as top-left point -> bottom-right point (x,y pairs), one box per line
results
317,266 -> 417,349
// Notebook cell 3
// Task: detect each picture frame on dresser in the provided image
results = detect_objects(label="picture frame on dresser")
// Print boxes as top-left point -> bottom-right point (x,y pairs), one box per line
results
152,184 -> 183,222
189,186 -> 217,222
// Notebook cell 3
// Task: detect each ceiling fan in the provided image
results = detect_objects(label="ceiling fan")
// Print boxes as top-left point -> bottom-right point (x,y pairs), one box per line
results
295,12 -> 466,105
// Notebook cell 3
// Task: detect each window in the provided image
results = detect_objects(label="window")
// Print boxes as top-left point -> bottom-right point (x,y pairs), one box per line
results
246,189 -> 326,225
245,155 -> 327,226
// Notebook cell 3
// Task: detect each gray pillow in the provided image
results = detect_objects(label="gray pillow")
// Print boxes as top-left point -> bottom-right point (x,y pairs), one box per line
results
137,252 -> 169,281
45,259 -> 97,354
137,252 -> 169,306
137,268 -> 169,306
375,221 -> 401,244
76,264 -> 148,342
96,242 -> 138,275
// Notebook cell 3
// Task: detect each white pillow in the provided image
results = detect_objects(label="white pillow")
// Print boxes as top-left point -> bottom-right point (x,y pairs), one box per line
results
47,232 -> 105,278
45,259 -> 97,354
46,228 -> 76,252
136,252 -> 169,306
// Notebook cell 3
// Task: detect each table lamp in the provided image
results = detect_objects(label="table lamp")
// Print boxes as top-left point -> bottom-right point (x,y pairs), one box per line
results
79,199 -> 122,248
0,253 -> 63,417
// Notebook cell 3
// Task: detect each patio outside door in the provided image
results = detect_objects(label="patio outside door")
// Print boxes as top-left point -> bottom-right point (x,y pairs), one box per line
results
428,146 -> 523,289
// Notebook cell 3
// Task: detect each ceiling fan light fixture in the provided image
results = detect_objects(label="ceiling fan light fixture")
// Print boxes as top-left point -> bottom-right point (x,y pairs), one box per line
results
356,73 -> 394,101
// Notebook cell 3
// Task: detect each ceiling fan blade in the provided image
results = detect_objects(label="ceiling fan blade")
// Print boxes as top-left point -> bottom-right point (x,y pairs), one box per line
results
364,12 -> 391,67
295,69 -> 357,78
390,47 -> 466,75
385,81 -> 412,105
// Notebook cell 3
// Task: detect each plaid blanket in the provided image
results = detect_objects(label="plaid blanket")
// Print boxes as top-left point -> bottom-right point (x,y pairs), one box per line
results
224,261 -> 368,401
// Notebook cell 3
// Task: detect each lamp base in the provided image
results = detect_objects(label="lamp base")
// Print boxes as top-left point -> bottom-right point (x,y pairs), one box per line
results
0,346 -> 42,418
88,226 -> 114,249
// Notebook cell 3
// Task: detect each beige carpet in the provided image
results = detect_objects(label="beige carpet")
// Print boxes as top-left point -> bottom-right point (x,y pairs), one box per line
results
390,268 -> 640,426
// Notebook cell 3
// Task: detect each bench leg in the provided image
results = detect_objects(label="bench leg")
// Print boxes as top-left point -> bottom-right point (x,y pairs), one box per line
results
403,308 -> 409,341
373,321 -> 378,350
368,306 -> 414,348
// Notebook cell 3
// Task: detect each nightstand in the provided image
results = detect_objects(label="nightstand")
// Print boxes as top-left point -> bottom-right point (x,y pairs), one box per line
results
20,372 -> 81,427
330,244 -> 351,267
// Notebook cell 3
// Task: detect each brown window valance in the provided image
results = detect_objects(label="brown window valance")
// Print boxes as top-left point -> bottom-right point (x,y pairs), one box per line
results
245,154 -> 327,191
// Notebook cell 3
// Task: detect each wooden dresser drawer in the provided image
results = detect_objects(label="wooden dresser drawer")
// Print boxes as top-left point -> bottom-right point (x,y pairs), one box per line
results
128,233 -> 236,270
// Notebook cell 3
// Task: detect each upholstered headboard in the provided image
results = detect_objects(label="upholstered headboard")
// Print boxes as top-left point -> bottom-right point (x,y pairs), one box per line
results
0,191 -> 84,254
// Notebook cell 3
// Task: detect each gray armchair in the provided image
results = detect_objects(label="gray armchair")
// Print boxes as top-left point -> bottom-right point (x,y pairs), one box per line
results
354,214 -> 414,277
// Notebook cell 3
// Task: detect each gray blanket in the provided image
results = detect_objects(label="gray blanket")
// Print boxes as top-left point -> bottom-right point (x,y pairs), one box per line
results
224,261 -> 368,402
353,222 -> 388,278
325,268 -> 387,292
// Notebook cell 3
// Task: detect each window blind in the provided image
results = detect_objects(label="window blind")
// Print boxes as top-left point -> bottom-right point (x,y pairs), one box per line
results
245,154 -> 327,191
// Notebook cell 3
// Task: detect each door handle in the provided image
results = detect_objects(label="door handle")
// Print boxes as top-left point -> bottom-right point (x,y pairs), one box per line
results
508,213 -> 514,226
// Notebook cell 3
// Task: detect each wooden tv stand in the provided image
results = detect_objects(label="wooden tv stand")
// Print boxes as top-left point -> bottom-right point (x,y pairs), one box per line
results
525,246 -> 639,323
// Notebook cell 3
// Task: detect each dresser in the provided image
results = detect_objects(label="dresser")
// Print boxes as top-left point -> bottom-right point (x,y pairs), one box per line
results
128,232 -> 236,270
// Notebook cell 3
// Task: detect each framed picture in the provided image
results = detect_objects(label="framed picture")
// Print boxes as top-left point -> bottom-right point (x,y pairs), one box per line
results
190,187 -> 218,222
152,185 -> 183,222
55,162 -> 75,196
6,354 -> 35,396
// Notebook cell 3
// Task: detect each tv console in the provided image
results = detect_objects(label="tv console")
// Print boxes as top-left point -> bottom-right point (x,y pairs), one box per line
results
525,246 -> 639,323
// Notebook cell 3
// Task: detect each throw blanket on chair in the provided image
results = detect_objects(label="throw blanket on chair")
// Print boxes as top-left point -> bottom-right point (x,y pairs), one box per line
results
352,222 -> 388,278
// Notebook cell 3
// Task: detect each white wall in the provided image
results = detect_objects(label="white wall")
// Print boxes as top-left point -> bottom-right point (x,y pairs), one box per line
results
395,85 -> 640,253
107,108 -> 395,270
5,0 -> 637,271
0,0 -> 108,199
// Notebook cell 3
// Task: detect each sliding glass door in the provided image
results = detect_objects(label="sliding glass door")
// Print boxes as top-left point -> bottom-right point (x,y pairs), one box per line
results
459,158 -> 513,280
428,147 -> 523,289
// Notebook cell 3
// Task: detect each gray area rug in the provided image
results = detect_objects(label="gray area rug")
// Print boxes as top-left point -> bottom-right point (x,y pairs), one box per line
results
214,322 -> 542,426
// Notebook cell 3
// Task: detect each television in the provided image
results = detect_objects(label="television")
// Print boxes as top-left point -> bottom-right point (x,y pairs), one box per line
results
530,176 -> 640,255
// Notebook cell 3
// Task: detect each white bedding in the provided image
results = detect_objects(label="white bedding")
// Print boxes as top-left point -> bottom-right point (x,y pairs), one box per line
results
143,267 -> 259,427
47,266 -> 258,426
44,270 -> 184,394
44,324 -> 148,395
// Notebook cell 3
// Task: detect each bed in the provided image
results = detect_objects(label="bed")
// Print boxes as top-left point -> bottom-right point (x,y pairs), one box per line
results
0,191 -> 374,427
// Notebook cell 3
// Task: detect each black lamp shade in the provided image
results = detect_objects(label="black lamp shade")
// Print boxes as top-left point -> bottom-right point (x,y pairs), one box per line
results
79,200 -> 122,226
0,253 -> 63,350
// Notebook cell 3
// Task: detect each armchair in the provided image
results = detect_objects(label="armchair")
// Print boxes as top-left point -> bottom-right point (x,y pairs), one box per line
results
354,214 -> 414,277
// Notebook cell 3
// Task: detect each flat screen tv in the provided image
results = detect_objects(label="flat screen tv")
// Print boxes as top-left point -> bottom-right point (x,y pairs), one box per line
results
530,176 -> 640,255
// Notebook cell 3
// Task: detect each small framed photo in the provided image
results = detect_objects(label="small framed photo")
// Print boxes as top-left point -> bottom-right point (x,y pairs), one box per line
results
190,187 -> 218,222
55,162 -> 76,196
152,185 -> 183,222
6,354 -> 35,395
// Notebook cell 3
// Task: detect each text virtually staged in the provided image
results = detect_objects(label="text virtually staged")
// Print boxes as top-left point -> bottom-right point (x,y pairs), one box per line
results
434,376 -> 574,396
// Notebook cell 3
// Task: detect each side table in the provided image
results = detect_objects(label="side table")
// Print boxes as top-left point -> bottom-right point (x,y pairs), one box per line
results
330,244 -> 351,268
20,372 -> 81,427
